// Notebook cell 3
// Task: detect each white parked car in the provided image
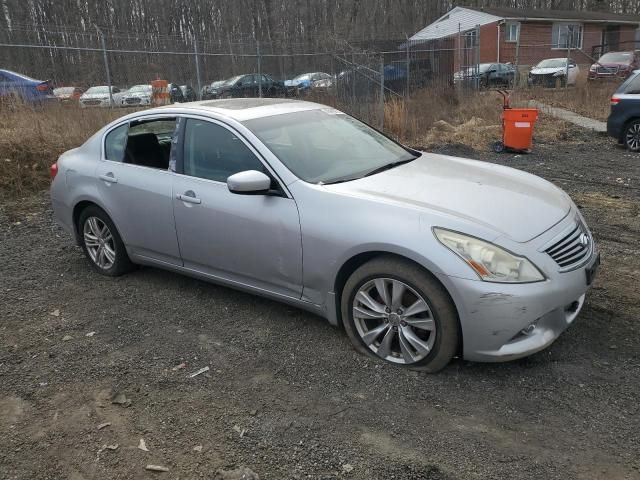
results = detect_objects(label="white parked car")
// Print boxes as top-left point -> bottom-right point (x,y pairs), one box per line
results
79,86 -> 124,108
529,58 -> 580,87
121,84 -> 152,107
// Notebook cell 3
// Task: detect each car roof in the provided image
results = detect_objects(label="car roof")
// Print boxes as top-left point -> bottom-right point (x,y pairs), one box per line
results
150,98 -> 325,122
0,69 -> 41,82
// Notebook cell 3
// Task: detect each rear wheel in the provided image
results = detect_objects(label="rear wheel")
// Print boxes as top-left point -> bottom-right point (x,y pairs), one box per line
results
341,256 -> 459,373
78,206 -> 134,276
624,120 -> 640,152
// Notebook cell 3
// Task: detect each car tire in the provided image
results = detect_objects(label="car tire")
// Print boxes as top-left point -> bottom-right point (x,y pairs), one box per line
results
78,205 -> 134,277
624,119 -> 640,152
341,256 -> 459,373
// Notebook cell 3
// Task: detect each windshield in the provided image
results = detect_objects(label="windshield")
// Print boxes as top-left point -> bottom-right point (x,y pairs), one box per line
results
224,75 -> 243,86
244,109 -> 417,184
128,85 -> 151,92
86,86 -> 110,94
462,64 -> 493,75
536,59 -> 566,68
211,80 -> 225,87
599,52 -> 633,64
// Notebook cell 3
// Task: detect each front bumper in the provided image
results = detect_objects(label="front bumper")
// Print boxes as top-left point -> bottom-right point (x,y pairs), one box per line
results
437,217 -> 598,362
528,74 -> 562,87
80,99 -> 117,108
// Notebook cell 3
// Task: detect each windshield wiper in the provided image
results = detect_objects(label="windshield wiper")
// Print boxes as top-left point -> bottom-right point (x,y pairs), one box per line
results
362,157 -> 417,178
321,156 -> 419,185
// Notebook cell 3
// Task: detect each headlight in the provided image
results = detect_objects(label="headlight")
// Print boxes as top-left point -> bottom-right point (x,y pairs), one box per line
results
553,71 -> 565,77
433,228 -> 545,283
589,65 -> 597,72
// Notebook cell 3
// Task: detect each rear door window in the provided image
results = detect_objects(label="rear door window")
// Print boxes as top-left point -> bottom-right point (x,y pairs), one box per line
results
124,118 -> 177,169
620,74 -> 640,94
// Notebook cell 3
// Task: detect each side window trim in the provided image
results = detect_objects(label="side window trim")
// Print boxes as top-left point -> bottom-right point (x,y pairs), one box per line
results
102,121 -> 129,162
176,114 -> 291,198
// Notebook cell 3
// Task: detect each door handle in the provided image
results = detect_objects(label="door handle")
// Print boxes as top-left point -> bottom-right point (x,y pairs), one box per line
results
99,173 -> 118,183
176,191 -> 201,205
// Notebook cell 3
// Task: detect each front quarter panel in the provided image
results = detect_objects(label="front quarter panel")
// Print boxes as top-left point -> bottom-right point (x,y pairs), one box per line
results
290,181 -> 500,308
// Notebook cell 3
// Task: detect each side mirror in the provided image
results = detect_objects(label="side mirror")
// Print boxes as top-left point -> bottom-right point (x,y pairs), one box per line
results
227,170 -> 272,195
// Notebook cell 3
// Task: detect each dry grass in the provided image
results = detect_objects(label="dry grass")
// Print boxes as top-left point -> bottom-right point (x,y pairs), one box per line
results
384,87 -> 574,150
0,84 -> 603,199
0,100 -> 122,198
519,72 -> 618,121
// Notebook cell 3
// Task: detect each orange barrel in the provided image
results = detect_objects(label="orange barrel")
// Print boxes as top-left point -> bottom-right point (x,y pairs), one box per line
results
151,79 -> 169,106
502,108 -> 538,151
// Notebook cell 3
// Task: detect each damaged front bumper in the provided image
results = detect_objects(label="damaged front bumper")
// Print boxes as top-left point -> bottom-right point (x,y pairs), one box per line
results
436,225 -> 599,362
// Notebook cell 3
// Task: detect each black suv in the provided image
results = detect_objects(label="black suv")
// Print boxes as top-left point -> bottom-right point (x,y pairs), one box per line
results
217,74 -> 285,98
608,70 -> 640,152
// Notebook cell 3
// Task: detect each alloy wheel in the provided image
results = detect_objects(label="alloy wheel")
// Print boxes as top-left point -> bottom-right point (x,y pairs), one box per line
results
83,216 -> 116,270
626,123 -> 640,152
352,278 -> 436,364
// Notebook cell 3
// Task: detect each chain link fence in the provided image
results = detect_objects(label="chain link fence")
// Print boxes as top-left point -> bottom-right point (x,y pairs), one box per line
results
0,25 -> 485,129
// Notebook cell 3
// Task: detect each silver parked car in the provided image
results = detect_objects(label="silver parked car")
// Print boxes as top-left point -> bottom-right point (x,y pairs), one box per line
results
79,85 -> 124,108
50,99 -> 599,372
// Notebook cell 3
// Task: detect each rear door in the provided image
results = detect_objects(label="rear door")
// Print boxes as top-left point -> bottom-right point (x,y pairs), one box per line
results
96,116 -> 182,266
171,116 -> 303,298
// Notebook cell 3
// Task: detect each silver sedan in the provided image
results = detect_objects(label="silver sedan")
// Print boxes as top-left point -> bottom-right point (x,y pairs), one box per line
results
50,99 -> 599,372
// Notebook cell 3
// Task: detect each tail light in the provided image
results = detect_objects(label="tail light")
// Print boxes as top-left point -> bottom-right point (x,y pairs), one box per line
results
610,96 -> 620,106
49,162 -> 58,179
36,83 -> 49,92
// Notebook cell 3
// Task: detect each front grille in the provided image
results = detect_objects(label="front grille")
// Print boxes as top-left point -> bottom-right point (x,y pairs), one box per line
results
597,66 -> 618,74
126,97 -> 141,104
83,100 -> 101,105
545,221 -> 592,268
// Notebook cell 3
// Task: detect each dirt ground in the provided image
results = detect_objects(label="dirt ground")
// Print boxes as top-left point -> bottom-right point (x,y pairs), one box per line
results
1,126 -> 639,480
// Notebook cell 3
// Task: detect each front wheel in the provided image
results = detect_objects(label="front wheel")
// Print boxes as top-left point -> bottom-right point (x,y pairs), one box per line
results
625,120 -> 640,152
341,256 -> 459,373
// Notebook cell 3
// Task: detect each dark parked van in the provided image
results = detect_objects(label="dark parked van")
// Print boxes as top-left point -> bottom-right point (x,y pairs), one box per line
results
608,70 -> 640,152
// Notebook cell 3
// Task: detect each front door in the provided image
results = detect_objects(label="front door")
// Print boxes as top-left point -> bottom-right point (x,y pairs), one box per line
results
96,117 -> 182,266
172,117 -> 303,298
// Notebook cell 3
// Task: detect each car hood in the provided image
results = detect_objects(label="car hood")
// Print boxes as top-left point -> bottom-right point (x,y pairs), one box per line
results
530,67 -> 565,75
124,92 -> 151,98
595,62 -> 630,68
324,153 -> 572,243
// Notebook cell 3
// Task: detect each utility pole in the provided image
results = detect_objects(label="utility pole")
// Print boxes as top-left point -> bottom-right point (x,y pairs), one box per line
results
405,34 -> 410,97
194,37 -> 202,100
257,40 -> 262,98
379,56 -> 385,131
565,26 -> 573,91
95,25 -> 114,108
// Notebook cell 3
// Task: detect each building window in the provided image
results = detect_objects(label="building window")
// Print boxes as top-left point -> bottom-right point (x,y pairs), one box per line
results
464,28 -> 478,48
552,23 -> 583,49
505,22 -> 519,43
